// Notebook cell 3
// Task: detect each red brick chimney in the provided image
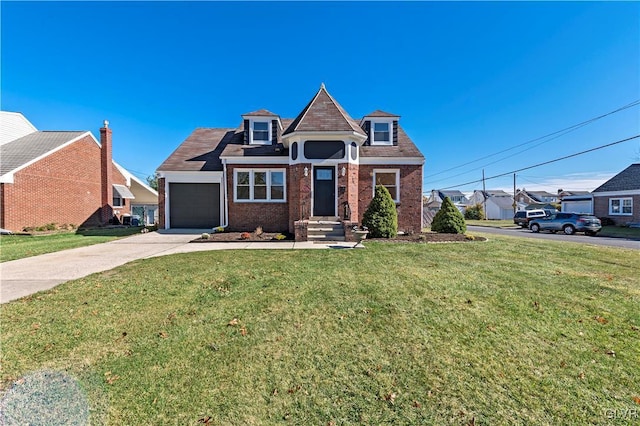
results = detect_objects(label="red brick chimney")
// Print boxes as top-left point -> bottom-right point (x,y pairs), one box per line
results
100,120 -> 113,224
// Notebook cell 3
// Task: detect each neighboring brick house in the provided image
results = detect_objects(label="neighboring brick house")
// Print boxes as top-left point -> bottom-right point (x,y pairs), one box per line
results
592,163 -> 640,225
157,84 -> 425,240
0,112 -> 158,232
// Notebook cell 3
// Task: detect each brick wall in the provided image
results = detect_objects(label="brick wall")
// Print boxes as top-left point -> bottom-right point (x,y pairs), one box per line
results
288,163 -> 311,233
594,194 -> 640,225
0,135 -> 129,232
358,164 -> 423,233
226,164 -> 289,233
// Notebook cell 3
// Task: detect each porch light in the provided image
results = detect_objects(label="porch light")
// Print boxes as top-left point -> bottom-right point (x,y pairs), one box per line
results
341,167 -> 346,177
304,167 -> 309,177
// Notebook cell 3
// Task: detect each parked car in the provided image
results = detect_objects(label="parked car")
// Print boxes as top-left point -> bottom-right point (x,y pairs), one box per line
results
513,209 -> 548,228
529,213 -> 602,236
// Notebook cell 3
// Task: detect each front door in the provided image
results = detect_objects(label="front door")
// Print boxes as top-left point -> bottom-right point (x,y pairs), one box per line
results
313,166 -> 335,216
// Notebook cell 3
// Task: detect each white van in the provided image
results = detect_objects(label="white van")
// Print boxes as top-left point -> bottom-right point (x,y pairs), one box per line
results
513,209 -> 548,227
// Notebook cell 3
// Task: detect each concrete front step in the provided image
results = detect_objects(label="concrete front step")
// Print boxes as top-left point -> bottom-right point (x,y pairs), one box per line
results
307,218 -> 345,241
308,234 -> 346,241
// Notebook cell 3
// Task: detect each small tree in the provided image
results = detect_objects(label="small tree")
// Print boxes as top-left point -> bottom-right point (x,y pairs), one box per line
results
464,203 -> 485,220
431,197 -> 467,234
362,185 -> 398,238
146,175 -> 158,191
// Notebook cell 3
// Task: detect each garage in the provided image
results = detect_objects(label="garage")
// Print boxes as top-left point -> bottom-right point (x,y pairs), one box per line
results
169,183 -> 220,228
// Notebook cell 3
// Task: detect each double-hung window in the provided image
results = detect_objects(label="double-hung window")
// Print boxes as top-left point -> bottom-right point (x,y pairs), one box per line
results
235,169 -> 286,202
373,169 -> 400,203
113,195 -> 124,207
609,198 -> 632,215
252,121 -> 270,144
372,122 -> 391,144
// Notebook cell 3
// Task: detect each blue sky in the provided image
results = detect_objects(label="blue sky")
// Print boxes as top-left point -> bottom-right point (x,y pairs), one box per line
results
2,1 -> 639,194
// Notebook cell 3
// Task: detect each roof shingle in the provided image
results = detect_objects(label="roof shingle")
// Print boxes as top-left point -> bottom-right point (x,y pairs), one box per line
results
593,164 -> 640,192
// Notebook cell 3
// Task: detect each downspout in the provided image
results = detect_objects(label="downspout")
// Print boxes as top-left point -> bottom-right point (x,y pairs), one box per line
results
220,159 -> 229,229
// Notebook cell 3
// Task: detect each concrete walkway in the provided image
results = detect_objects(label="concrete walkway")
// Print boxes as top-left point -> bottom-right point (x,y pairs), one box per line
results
0,230 -> 358,304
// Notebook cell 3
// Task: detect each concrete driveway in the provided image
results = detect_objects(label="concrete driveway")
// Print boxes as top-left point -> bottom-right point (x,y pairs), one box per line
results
0,230 -> 356,304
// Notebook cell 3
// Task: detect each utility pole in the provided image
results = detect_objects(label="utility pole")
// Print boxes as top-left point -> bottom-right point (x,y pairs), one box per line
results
482,169 -> 487,220
513,173 -> 517,216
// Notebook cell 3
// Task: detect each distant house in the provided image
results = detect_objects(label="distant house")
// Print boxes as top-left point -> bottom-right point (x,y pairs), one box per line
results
156,85 -> 425,240
515,188 -> 559,204
425,190 -> 469,213
468,190 -> 521,220
0,112 -> 158,232
592,163 -> 640,225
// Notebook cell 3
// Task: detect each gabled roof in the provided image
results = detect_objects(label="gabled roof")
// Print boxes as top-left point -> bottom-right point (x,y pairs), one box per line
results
242,109 -> 278,117
439,190 -> 467,198
283,84 -> 365,136
0,111 -> 38,146
485,190 -> 511,197
593,164 -> 640,192
0,131 -> 90,177
526,190 -> 556,198
363,110 -> 400,118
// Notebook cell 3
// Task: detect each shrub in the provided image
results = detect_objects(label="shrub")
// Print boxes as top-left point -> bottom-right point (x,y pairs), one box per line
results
431,197 -> 467,234
464,203 -> 485,220
274,234 -> 286,241
362,185 -> 398,238
201,233 -> 211,240
599,217 -> 615,226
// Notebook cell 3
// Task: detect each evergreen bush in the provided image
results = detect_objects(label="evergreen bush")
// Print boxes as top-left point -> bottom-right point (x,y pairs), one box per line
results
464,203 -> 485,220
431,197 -> 467,234
362,185 -> 398,238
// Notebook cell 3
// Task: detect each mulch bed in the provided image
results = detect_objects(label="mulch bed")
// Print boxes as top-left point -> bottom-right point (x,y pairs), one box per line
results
191,232 -> 485,243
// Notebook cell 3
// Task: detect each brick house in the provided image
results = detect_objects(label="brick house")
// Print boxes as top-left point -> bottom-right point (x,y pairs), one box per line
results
156,85 -> 425,240
0,112 -> 158,232
592,163 -> 640,225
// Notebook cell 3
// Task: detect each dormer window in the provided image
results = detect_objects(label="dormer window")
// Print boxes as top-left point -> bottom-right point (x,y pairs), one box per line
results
371,120 -> 393,145
251,121 -> 270,144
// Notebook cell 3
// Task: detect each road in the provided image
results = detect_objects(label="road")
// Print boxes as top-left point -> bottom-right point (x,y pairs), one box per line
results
467,226 -> 640,250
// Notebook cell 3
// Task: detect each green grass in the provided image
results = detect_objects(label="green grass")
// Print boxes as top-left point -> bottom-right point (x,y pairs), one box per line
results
1,236 -> 639,425
599,226 -> 640,239
465,219 -> 516,228
0,227 -> 148,262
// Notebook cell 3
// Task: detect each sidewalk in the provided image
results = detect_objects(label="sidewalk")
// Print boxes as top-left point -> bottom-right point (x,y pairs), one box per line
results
0,231 -> 358,304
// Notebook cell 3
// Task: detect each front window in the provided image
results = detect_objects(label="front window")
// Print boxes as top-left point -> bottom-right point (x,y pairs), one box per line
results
252,121 -> 270,144
113,195 -> 124,207
373,169 -> 399,202
609,198 -> 632,215
372,122 -> 390,144
234,169 -> 286,202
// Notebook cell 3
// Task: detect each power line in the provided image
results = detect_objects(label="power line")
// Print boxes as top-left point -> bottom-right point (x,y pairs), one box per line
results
438,134 -> 640,190
424,99 -> 640,182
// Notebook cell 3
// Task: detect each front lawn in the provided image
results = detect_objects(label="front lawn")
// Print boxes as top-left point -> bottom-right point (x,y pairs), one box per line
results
1,236 -> 638,424
0,227 -> 148,262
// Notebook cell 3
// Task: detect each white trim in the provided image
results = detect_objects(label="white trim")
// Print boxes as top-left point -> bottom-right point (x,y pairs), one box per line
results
157,171 -> 223,183
370,119 -> 394,146
233,168 -> 286,203
359,157 -> 425,165
249,119 -> 272,145
282,131 -> 367,148
219,156 -> 289,164
593,189 -> 640,197
608,197 -> 633,216
373,168 -> 400,203
0,131 -> 95,183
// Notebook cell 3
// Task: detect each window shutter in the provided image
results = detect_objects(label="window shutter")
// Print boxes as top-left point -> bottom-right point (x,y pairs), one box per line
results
363,121 -> 371,146
393,120 -> 398,146
272,120 -> 278,145
243,119 -> 250,145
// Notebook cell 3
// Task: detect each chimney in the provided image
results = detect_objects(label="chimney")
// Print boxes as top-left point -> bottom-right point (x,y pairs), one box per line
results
100,120 -> 113,224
